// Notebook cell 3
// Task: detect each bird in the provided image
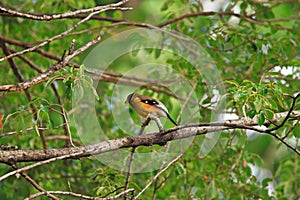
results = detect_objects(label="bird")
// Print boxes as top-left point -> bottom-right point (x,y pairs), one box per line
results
125,93 -> 178,126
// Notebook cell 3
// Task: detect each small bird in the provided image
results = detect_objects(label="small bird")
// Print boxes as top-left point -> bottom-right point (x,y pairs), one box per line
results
125,93 -> 178,126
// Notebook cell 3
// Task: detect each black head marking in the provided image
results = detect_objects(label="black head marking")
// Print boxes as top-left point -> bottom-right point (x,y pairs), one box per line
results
126,93 -> 134,103
141,99 -> 159,105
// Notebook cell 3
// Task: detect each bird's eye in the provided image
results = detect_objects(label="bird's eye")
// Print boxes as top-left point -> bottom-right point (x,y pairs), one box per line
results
141,99 -> 158,105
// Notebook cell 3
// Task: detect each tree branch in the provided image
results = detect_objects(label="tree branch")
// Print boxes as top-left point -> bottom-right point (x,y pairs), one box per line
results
0,1 -> 131,62
25,188 -> 134,200
134,153 -> 183,199
0,36 -> 101,92
0,110 -> 299,173
0,0 -> 130,21
267,93 -> 300,132
0,41 -> 47,149
123,117 -> 150,199
11,164 -> 60,200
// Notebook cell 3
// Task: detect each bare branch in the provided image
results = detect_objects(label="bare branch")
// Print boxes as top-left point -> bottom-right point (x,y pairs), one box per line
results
0,1 -> 130,62
157,11 -> 261,27
0,0 -> 130,21
68,39 -> 76,55
124,117 -> 150,199
0,35 -> 68,63
0,110 -> 299,183
134,153 -> 183,199
25,188 -> 134,200
267,93 -> 300,132
11,164 -> 60,200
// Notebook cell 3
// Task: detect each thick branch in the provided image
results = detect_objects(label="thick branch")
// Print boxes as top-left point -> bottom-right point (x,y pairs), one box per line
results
0,110 -> 299,165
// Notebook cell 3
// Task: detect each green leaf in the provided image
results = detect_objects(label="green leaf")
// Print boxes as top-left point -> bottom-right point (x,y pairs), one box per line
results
292,123 -> 300,138
49,107 -> 63,128
254,98 -> 262,113
226,148 -> 234,156
225,80 -> 239,87
258,113 -> 265,125
45,75 -> 61,87
265,98 -> 278,111
272,3 -> 292,18
45,43 -> 50,51
263,109 -> 274,120
66,86 -> 72,101
79,65 -> 85,76
154,48 -> 161,59
247,110 -> 256,119
112,10 -> 123,19
72,82 -> 84,104
161,1 -> 173,11
175,163 -> 185,176
64,79 -> 73,87
19,105 -> 28,111
262,177 -> 272,187
40,104 -> 48,112
259,88 -> 268,96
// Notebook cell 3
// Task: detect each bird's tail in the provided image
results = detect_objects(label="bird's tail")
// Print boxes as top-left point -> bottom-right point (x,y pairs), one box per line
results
166,113 -> 178,126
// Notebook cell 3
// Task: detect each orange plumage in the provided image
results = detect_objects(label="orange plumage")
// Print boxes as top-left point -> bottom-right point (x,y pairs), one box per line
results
125,93 -> 177,126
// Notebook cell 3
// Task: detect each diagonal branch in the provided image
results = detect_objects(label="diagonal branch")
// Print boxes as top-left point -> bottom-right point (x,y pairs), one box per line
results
0,36 -> 101,92
134,153 -> 183,199
267,93 -> 300,132
0,1 -> 131,62
11,164 -> 60,200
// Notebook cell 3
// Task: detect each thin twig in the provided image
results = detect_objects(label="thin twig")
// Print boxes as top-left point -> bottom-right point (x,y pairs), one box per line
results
11,47 -> 74,147
134,153 -> 183,199
123,147 -> 136,200
68,39 -> 76,55
25,188 -> 135,200
0,3 -> 129,62
0,151 -> 85,182
267,93 -> 300,132
0,35 -> 72,65
61,108 -> 75,147
176,80 -> 198,123
0,36 -> 101,92
0,41 -> 47,149
157,11 -> 262,27
11,164 -> 60,200
0,0 -> 130,21
0,124 -> 66,138
281,120 -> 299,140
123,117 -> 150,200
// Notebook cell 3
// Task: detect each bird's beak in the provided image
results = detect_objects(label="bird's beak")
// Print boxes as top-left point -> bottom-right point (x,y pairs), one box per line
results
125,93 -> 134,104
